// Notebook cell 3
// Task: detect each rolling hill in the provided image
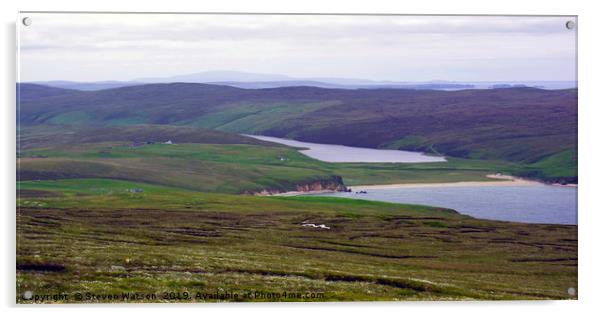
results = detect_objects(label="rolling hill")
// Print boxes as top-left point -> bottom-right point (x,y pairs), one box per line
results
17,83 -> 577,182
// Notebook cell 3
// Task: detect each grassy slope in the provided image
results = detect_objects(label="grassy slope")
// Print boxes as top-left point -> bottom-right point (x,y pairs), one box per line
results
17,124 -> 280,151
18,133 -> 516,193
18,84 -> 577,182
17,179 -> 577,302
514,149 -> 578,183
17,125 -> 343,194
18,142 -> 339,193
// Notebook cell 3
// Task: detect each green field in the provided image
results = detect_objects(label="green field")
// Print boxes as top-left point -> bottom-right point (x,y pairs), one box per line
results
17,179 -> 577,302
19,141 -> 516,193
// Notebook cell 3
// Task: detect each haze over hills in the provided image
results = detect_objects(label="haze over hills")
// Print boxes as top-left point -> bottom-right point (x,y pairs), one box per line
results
27,80 -> 143,91
17,82 -> 577,182
136,70 -> 294,83
134,70 -> 577,89
28,70 -> 576,91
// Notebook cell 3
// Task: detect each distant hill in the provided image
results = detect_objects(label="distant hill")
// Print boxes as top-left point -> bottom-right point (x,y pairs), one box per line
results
28,79 -> 475,91
134,70 -> 575,89
17,83 -> 78,100
206,81 -> 475,90
135,70 -> 476,90
26,70 -> 575,91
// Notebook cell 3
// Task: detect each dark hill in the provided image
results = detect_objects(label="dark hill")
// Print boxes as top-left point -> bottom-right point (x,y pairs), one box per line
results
17,83 -> 79,100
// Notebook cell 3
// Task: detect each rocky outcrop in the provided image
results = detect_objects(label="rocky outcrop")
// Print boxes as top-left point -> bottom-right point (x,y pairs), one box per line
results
294,176 -> 347,192
243,176 -> 347,196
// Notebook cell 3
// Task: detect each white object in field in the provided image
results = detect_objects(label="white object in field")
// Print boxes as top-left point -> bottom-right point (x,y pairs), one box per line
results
301,223 -> 330,229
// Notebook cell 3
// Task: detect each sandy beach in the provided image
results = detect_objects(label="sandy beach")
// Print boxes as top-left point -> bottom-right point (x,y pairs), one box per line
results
348,174 -> 545,190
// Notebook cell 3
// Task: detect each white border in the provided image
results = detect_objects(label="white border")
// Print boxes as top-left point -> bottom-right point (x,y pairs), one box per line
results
2,0 -> 601,315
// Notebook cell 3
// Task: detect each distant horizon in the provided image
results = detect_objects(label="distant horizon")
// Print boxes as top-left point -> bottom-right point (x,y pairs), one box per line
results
22,70 -> 577,85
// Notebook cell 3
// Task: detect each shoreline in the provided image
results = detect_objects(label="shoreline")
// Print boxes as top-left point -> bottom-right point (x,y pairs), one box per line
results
272,189 -> 341,197
349,174 -> 546,190
272,174 -> 576,196
349,174 -> 580,190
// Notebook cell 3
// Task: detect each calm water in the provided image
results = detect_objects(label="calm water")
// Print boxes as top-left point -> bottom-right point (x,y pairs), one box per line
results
246,134 -> 576,224
312,185 -> 577,224
246,135 -> 446,163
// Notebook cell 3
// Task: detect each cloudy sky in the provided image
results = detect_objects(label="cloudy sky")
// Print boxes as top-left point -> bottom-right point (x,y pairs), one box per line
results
18,13 -> 577,82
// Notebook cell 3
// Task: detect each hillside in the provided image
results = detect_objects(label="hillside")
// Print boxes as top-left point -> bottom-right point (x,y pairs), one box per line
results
17,124 -> 280,151
17,125 -> 340,194
18,83 -> 577,182
17,83 -> 78,100
28,81 -> 143,91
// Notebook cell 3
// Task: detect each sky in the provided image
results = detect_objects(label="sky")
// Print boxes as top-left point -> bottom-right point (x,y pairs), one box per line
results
18,13 -> 577,82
